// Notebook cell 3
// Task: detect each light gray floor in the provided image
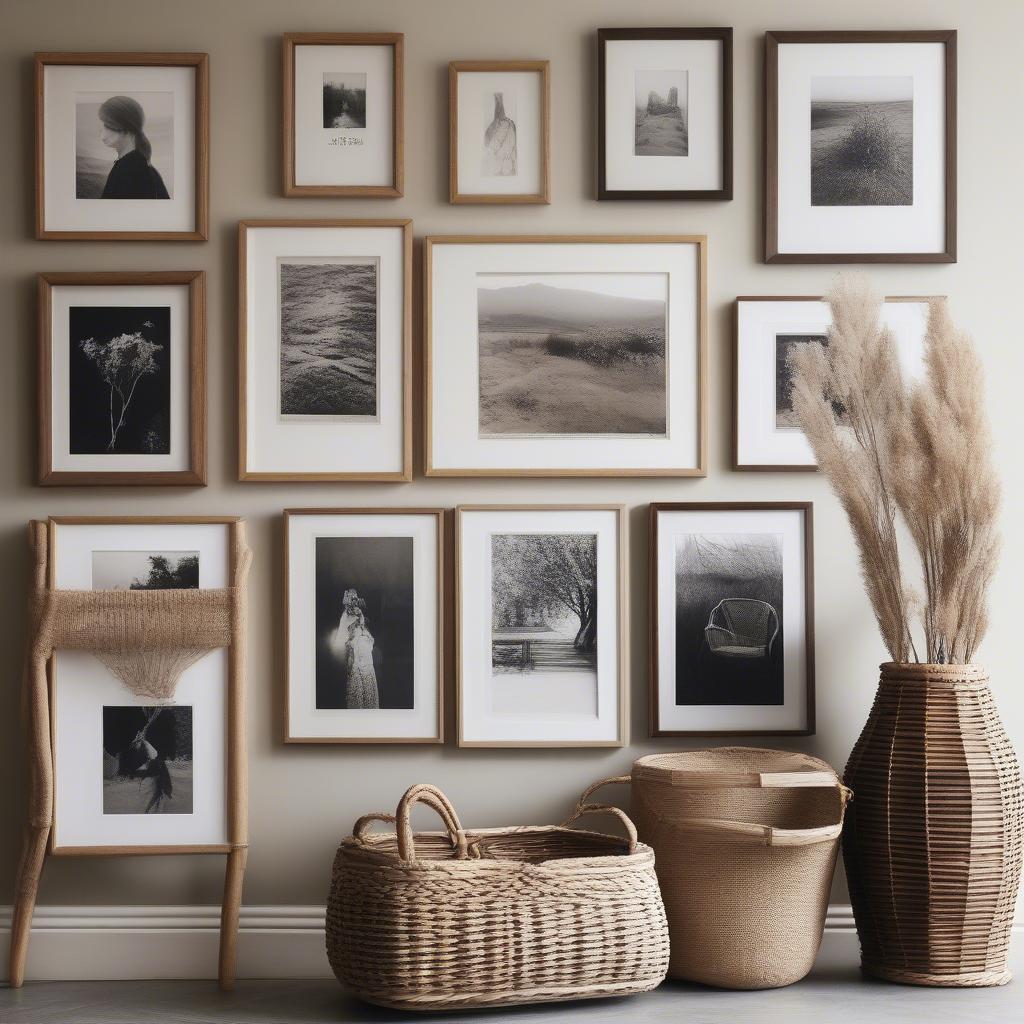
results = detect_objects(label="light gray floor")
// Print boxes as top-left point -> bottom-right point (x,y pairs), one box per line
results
0,969 -> 1020,1024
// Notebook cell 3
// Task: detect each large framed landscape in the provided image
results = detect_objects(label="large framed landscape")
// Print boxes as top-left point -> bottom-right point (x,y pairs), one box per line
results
426,236 -> 707,477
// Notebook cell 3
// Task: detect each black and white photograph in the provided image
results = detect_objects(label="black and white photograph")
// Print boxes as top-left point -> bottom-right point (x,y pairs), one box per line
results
774,333 -> 837,429
634,69 -> 688,157
102,705 -> 193,815
476,272 -> 667,436
810,76 -> 913,207
92,550 -> 199,591
482,90 -> 517,176
323,72 -> 366,129
278,257 -> 378,419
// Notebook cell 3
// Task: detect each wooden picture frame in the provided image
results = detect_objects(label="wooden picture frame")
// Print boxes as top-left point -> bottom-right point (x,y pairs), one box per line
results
282,32 -> 404,197
283,507 -> 445,744
35,51 -> 209,241
38,270 -> 207,486
765,30 -> 957,263
649,502 -> 815,738
448,60 -> 550,204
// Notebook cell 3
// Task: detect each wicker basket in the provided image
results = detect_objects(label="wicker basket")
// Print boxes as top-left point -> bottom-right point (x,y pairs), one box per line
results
580,748 -> 850,989
326,783 -> 670,1011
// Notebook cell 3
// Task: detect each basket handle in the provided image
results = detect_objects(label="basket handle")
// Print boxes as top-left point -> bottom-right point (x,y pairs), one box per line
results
672,817 -> 843,847
396,783 -> 474,863
574,774 -> 631,814
352,812 -> 397,841
562,802 -> 638,855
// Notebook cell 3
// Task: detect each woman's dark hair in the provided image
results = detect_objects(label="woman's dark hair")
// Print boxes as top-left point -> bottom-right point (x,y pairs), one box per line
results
98,95 -> 153,163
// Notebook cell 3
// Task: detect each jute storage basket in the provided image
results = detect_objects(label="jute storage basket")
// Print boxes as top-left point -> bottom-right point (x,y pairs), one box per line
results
580,748 -> 850,989
326,783 -> 670,1011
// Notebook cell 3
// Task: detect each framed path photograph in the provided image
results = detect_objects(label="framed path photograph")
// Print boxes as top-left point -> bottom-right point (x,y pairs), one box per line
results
650,502 -> 814,737
426,235 -> 707,477
284,508 -> 443,743
765,31 -> 956,262
456,505 -> 626,747
35,52 -> 208,240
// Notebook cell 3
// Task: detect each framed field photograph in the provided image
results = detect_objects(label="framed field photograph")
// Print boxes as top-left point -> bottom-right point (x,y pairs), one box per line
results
456,505 -> 626,747
650,503 -> 814,737
449,60 -> 549,204
284,509 -> 443,743
283,33 -> 403,197
598,28 -> 732,200
38,271 -> 206,486
35,52 -> 208,240
765,31 -> 956,262
425,235 -> 707,477
239,219 -> 412,481
734,295 -> 931,470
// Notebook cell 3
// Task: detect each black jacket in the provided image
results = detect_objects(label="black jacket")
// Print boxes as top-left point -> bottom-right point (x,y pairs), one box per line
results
101,149 -> 170,200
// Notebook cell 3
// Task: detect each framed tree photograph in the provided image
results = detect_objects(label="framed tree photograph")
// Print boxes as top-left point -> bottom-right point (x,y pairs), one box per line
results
650,502 -> 814,737
425,235 -> 707,477
734,295 -> 932,470
38,271 -> 206,486
283,33 -> 403,197
456,505 -> 626,748
239,219 -> 412,481
597,28 -> 732,200
284,508 -> 443,744
35,52 -> 208,240
449,60 -> 550,204
765,30 -> 956,262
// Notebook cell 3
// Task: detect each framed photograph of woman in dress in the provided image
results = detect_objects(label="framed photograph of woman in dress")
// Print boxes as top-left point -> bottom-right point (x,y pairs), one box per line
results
284,508 -> 444,743
35,52 -> 208,240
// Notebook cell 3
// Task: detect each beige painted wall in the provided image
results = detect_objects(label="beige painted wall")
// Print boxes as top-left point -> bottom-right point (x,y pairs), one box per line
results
1,0 -> 1021,910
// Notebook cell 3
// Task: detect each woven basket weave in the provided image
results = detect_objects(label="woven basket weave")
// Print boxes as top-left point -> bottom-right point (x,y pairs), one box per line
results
843,663 -> 1024,987
326,784 -> 670,1011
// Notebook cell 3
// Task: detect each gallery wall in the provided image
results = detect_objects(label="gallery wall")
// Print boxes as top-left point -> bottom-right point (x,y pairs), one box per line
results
1,0 -> 1022,911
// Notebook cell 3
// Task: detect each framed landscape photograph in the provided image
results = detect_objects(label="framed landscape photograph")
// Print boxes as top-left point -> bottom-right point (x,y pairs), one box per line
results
35,52 -> 208,240
734,295 -> 932,470
38,271 -> 206,486
650,502 -> 814,737
449,60 -> 549,204
425,235 -> 707,477
239,219 -> 411,480
284,508 -> 443,743
456,505 -> 626,747
598,28 -> 732,200
283,33 -> 403,197
765,30 -> 956,262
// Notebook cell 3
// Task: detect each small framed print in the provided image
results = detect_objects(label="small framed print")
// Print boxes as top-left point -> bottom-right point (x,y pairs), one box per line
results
765,30 -> 956,262
449,60 -> 550,204
284,508 -> 443,744
456,505 -> 626,748
425,235 -> 707,477
239,219 -> 412,481
283,33 -> 403,197
650,502 -> 814,738
38,271 -> 206,486
734,295 -> 931,470
597,28 -> 732,200
35,52 -> 208,240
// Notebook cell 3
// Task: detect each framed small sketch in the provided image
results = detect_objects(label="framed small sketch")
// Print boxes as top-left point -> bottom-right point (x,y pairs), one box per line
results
456,505 -> 626,748
284,508 -> 443,744
425,235 -> 707,477
449,60 -> 550,204
283,33 -> 403,197
35,52 -> 208,240
734,295 -> 932,470
239,219 -> 412,481
765,30 -> 956,262
597,28 -> 732,200
650,502 -> 814,737
38,271 -> 206,486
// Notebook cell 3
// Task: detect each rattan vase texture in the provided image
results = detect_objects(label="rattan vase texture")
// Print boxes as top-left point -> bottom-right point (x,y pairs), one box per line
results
843,663 -> 1024,987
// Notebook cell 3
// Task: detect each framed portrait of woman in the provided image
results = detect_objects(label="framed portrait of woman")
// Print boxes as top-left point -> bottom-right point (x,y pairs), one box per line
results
284,508 -> 444,744
34,52 -> 209,240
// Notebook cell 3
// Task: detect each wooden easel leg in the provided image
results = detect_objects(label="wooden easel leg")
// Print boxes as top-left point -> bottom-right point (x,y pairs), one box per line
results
9,822 -> 49,987
218,845 -> 247,991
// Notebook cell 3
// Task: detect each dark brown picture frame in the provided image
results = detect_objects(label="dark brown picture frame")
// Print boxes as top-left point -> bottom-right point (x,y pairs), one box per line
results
649,501 -> 815,738
764,30 -> 957,263
34,52 -> 209,241
38,271 -> 207,487
597,27 -> 733,201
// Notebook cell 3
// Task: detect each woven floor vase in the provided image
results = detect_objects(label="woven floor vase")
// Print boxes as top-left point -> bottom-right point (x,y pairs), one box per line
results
843,663 -> 1024,987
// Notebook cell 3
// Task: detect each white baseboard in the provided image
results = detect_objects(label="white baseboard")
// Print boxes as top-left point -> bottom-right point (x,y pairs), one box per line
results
0,905 -> 1020,982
